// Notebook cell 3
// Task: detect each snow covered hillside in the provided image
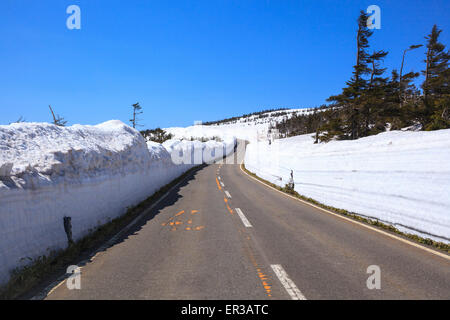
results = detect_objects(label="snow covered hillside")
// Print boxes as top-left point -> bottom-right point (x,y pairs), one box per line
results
245,129 -> 450,243
165,108 -> 314,142
0,121 -> 234,285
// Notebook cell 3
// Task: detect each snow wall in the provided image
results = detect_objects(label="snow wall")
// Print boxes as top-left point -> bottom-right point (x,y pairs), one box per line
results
244,129 -> 450,243
0,121 -> 235,285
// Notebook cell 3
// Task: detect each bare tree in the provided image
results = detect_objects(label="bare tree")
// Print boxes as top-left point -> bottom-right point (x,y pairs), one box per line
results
129,102 -> 143,128
49,105 -> 67,126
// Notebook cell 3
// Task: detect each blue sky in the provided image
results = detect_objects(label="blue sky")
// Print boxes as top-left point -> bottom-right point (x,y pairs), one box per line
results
1,0 -> 449,128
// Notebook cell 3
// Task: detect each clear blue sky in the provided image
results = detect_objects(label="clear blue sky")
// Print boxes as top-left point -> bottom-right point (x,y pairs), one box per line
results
1,0 -> 449,128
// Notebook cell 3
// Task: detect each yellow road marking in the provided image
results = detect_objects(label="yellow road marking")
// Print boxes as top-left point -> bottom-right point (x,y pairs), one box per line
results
175,210 -> 185,217
216,177 -> 222,190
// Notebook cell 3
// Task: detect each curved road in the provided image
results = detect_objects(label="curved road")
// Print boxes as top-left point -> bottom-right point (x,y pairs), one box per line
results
44,148 -> 450,300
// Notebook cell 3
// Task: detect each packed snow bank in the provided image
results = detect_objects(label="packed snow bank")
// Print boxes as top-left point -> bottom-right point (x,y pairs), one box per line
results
0,121 -> 234,285
245,129 -> 450,242
162,137 -> 236,165
0,120 -> 149,180
166,123 -> 273,145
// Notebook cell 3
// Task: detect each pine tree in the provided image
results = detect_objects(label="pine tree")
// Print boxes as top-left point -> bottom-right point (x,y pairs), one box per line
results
422,25 -> 450,129
327,11 -> 374,140
361,50 -> 389,135
129,102 -> 143,128
276,15 -> 449,141
318,110 -> 346,142
141,128 -> 173,143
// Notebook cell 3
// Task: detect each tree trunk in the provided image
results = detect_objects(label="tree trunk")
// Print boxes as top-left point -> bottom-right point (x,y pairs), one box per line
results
399,50 -> 407,107
49,105 -> 57,124
356,28 -> 361,83
424,48 -> 431,99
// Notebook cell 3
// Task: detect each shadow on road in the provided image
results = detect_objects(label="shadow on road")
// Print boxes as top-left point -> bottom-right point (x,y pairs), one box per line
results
103,164 -> 208,249
25,163 -> 209,300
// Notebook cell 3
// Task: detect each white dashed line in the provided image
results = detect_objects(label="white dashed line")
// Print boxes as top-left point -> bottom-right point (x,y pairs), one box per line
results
271,264 -> 306,300
220,182 -> 225,187
224,190 -> 232,198
235,208 -> 252,228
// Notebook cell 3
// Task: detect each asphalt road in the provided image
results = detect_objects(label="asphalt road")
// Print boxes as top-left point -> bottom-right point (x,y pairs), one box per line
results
44,148 -> 450,300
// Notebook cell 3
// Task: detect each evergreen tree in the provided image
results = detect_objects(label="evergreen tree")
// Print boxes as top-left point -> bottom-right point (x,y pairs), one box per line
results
327,11 -> 374,140
399,44 -> 422,106
361,50 -> 389,135
141,128 -> 173,143
130,102 -> 143,128
317,106 -> 346,142
275,14 -> 449,141
422,25 -> 450,129
398,70 -> 421,128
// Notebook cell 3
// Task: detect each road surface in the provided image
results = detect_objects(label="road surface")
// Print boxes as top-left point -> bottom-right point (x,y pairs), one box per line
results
43,148 -> 450,300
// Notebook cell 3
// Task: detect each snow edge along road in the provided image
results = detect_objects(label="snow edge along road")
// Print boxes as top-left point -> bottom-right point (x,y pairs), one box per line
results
239,161 -> 450,262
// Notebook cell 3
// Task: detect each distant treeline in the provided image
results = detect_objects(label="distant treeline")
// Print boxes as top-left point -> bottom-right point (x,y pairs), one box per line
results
275,11 -> 449,142
203,108 -> 290,125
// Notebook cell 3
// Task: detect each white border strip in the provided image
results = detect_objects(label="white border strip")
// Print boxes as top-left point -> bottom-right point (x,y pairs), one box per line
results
271,264 -> 306,300
235,208 -> 252,228
240,162 -> 450,261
